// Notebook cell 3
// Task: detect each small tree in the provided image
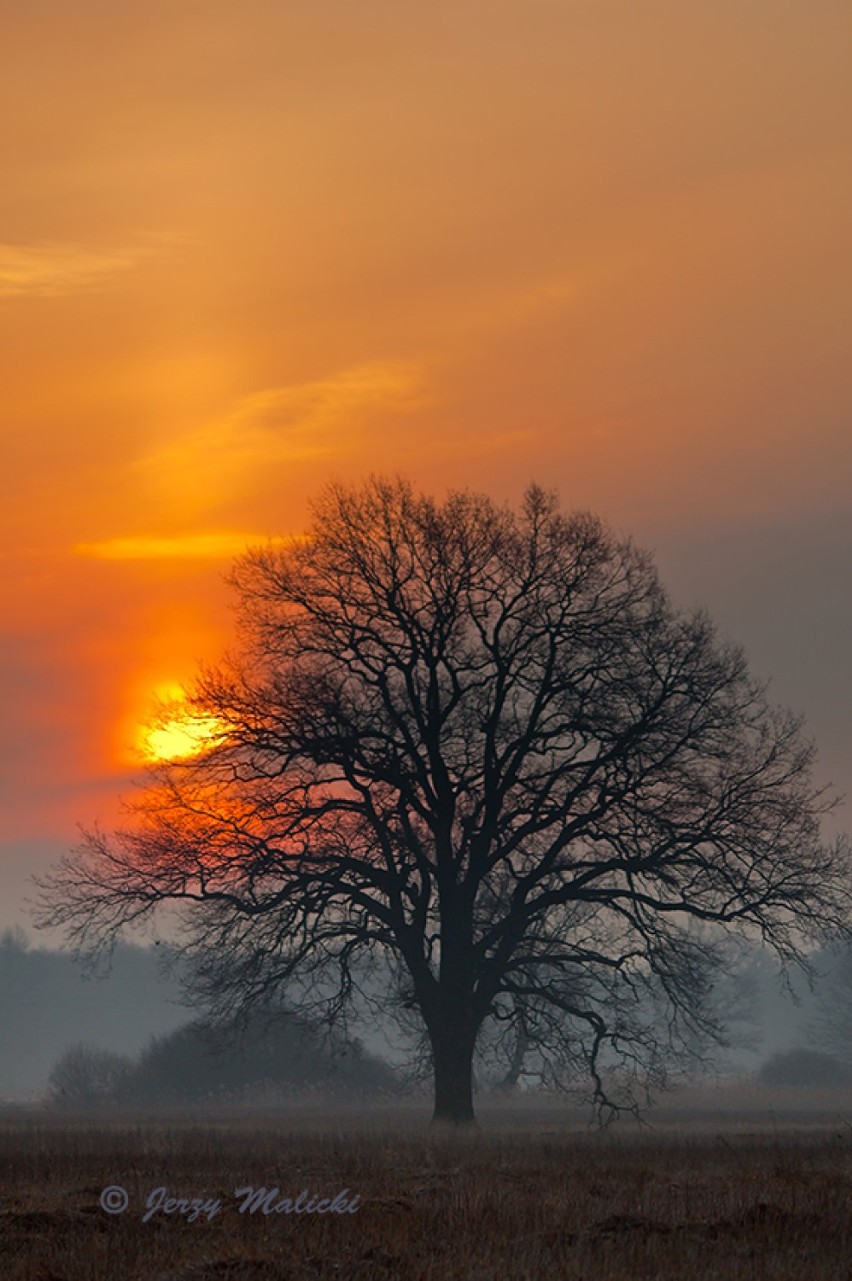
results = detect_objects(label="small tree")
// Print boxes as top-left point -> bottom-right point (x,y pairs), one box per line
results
35,478 -> 851,1122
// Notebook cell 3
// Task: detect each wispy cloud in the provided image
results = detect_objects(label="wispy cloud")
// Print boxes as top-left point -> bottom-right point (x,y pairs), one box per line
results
0,242 -> 144,298
233,361 -> 426,433
461,272 -> 578,334
75,532 -> 278,562
0,233 -> 189,299
133,360 -> 429,515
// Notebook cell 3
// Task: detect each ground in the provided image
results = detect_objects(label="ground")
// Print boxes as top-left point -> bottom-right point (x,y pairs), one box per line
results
1,1090 -> 851,1279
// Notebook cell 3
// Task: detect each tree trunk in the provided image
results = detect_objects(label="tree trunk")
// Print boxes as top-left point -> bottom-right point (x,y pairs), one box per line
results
431,1019 -> 477,1124
429,884 -> 478,1124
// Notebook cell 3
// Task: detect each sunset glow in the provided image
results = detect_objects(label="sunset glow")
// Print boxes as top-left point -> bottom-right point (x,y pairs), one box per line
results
1,0 -> 850,920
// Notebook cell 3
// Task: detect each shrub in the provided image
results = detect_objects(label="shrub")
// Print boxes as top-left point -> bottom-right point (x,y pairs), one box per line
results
119,1010 -> 401,1104
757,1047 -> 852,1088
48,1044 -> 132,1107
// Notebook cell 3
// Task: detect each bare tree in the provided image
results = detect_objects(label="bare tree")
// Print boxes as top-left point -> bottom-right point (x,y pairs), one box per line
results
34,478 -> 850,1123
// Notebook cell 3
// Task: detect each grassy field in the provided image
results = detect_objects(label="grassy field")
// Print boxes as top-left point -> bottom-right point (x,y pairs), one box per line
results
2,1095 -> 851,1279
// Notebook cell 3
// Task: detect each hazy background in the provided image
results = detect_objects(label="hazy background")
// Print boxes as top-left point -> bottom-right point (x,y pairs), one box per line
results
0,928 -> 836,1105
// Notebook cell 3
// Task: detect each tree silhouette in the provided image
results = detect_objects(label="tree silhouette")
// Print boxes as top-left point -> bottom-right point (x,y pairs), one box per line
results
35,478 -> 851,1122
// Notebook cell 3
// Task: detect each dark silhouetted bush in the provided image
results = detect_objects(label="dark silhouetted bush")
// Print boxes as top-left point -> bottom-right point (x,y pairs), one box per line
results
46,1008 -> 401,1107
122,1010 -> 400,1103
48,1044 -> 132,1107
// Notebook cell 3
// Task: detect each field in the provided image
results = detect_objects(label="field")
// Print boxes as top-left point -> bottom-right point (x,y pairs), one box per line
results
2,1091 -> 852,1280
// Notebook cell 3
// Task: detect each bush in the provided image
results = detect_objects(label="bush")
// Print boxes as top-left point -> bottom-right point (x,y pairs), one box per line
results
48,1044 -> 132,1107
117,1010 -> 400,1104
757,1047 -> 852,1088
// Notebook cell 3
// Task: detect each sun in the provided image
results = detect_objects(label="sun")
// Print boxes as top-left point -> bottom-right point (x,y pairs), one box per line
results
137,682 -> 228,764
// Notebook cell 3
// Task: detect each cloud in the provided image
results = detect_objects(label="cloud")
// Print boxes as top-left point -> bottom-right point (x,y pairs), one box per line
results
454,272 -> 579,336
133,360 -> 429,515
0,242 -> 144,298
233,361 -> 426,433
74,532 -> 278,561
0,234 -> 188,299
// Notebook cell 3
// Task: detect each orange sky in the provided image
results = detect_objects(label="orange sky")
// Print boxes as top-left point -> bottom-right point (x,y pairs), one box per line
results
1,1 -> 851,922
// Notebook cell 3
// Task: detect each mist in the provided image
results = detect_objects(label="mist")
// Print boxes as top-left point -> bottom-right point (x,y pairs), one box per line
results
1,926 -> 845,1110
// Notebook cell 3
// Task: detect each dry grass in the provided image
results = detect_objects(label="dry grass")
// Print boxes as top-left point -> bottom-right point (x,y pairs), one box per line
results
1,1099 -> 851,1279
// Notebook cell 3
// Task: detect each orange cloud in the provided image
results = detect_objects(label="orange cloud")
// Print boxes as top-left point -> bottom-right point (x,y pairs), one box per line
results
131,361 -> 429,517
0,241 -> 156,298
75,532 -> 276,561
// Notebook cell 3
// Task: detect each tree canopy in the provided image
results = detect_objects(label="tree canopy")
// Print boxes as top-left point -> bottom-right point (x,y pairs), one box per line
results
35,477 -> 851,1122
